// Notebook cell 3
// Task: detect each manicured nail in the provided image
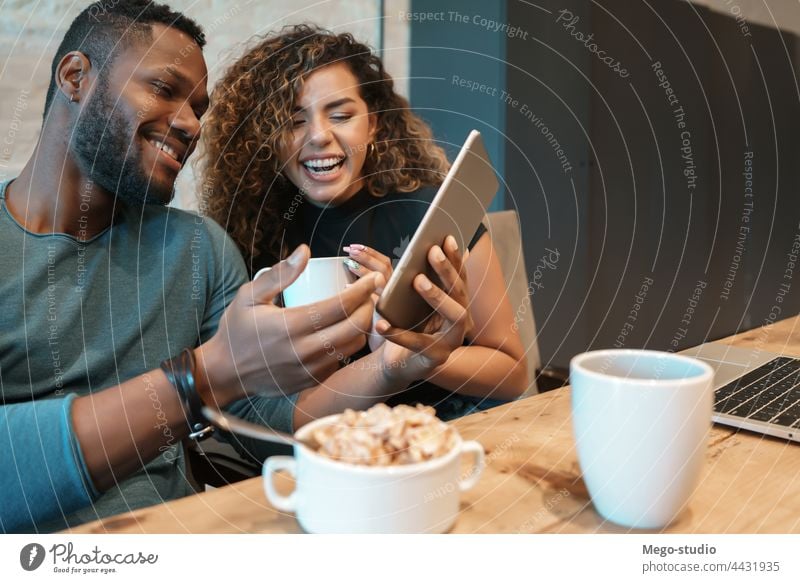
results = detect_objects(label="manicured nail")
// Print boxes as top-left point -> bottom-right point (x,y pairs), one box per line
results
343,246 -> 351,253
349,248 -> 362,257
343,258 -> 361,270
350,244 -> 366,250
446,235 -> 458,252
287,246 -> 305,266
418,274 -> 433,291
432,246 -> 446,263
376,320 -> 390,333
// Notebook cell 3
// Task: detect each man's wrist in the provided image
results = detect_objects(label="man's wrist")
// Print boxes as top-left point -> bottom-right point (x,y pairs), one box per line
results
193,345 -> 236,408
160,348 -> 215,440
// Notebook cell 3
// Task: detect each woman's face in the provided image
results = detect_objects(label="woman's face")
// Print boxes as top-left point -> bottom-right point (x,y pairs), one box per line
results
280,62 -> 377,206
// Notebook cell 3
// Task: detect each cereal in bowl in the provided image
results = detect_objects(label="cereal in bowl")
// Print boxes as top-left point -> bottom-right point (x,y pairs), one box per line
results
312,403 -> 457,466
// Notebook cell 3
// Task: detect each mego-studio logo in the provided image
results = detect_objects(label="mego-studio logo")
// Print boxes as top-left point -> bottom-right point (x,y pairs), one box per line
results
20,543 -> 46,571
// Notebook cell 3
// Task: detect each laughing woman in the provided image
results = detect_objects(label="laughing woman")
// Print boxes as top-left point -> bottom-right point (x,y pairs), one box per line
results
201,25 -> 527,424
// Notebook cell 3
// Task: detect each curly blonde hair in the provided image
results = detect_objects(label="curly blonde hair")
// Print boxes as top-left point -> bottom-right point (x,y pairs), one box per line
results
199,24 -> 449,272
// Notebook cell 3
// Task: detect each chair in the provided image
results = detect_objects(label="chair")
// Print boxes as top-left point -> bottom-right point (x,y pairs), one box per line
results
485,210 -> 569,395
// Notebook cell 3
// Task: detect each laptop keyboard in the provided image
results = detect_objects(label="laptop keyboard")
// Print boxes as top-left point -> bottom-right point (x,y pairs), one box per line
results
715,357 -> 800,429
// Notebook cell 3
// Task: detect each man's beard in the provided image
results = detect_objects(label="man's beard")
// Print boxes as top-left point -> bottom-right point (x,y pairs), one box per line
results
72,83 -> 173,206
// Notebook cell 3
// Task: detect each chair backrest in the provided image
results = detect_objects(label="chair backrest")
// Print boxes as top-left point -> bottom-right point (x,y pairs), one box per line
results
485,210 -> 541,395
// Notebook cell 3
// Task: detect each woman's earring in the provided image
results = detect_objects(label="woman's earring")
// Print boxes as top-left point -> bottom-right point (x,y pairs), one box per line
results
369,141 -> 380,165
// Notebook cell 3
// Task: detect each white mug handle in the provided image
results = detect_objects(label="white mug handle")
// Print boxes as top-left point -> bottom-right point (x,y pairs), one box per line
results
263,456 -> 297,512
458,440 -> 485,492
253,267 -> 271,280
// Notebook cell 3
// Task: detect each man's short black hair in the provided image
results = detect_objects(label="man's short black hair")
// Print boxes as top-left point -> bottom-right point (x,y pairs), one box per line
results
44,0 -> 206,117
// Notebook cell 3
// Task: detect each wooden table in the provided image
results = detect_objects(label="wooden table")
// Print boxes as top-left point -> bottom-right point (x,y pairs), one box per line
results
68,317 -> 800,534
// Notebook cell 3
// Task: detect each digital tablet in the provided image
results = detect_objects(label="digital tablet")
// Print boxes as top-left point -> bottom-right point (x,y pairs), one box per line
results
376,130 -> 499,330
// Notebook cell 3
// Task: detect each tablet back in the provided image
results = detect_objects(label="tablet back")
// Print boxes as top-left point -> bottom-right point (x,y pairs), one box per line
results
376,130 -> 499,330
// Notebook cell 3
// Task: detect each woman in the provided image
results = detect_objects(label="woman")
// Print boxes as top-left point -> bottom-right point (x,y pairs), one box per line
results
201,25 -> 527,423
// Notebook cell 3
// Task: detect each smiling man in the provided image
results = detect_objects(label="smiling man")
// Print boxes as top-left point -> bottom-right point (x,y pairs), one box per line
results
0,1 -> 381,532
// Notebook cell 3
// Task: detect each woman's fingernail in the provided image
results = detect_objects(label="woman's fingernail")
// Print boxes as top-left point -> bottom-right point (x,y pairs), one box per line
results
418,274 -> 433,290
447,236 -> 458,251
343,258 -> 361,270
343,246 -> 351,253
349,248 -> 362,257
376,320 -> 390,333
432,246 -> 446,263
351,244 -> 366,250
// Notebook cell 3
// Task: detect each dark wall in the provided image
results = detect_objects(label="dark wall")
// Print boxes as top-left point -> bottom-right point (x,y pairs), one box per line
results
410,0 -> 800,368
504,0 -> 593,367
411,0 -> 800,366
576,0 -> 800,363
409,0 -> 506,210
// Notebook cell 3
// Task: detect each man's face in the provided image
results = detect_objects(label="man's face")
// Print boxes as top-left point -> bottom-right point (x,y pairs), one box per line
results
72,24 -> 209,205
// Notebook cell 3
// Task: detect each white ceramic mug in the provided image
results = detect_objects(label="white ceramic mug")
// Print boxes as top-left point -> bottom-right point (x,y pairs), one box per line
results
263,414 -> 485,533
254,257 -> 355,307
570,349 -> 713,529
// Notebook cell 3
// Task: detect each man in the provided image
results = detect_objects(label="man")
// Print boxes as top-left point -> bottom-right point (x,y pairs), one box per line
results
1,0 -> 471,534
0,1 -> 382,532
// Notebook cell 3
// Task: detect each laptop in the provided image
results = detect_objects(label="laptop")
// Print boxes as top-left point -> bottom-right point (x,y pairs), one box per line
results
680,342 -> 800,443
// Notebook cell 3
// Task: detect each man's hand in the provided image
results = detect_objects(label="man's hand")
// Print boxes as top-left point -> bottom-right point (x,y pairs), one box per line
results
195,245 -> 378,405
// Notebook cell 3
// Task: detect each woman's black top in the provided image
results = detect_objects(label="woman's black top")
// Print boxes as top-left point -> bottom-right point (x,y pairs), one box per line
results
263,185 -> 505,421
